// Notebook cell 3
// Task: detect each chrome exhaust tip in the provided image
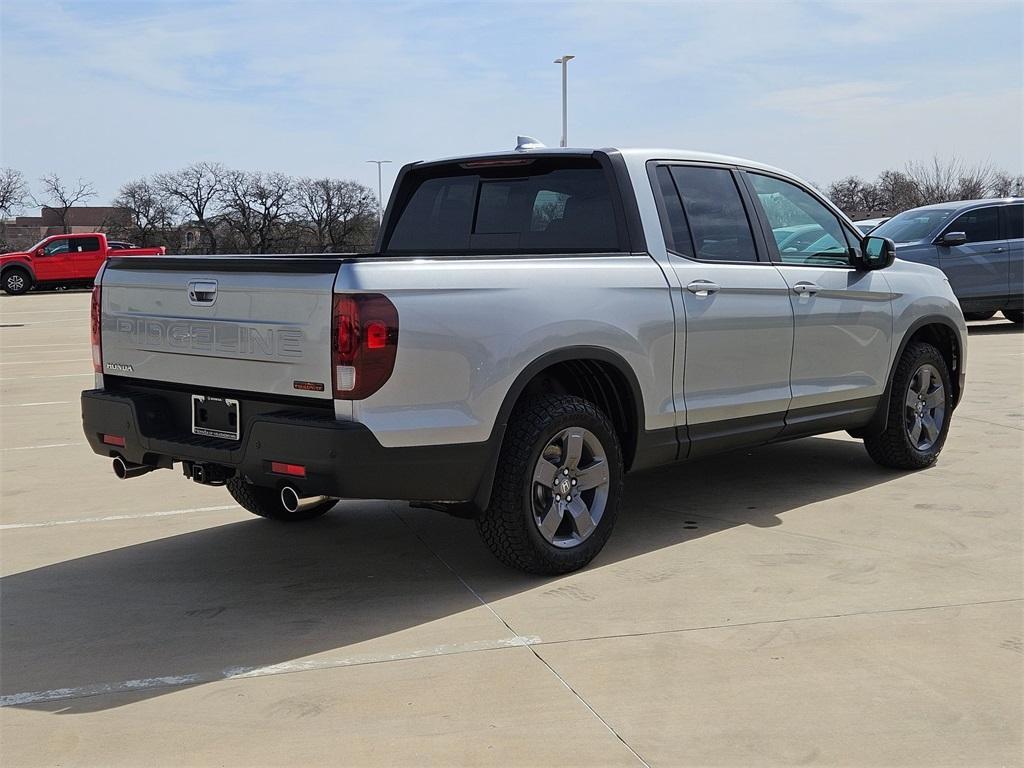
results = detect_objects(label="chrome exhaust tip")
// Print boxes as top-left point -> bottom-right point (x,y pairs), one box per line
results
112,456 -> 154,480
280,486 -> 335,514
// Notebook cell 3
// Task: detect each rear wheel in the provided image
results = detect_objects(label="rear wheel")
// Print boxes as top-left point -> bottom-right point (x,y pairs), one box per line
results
226,478 -> 336,521
476,394 -> 623,575
2,268 -> 32,295
963,310 -> 996,321
1004,309 -> 1023,325
864,342 -> 952,470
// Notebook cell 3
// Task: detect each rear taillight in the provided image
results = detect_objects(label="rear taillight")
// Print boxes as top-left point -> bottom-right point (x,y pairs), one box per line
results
90,285 -> 102,373
331,293 -> 399,399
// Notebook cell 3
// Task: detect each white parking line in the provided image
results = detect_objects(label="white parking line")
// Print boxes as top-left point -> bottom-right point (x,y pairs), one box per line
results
0,319 -> 85,326
1,442 -> 78,452
0,373 -> 91,381
0,309 -> 89,315
0,401 -> 73,407
0,636 -> 541,707
0,359 -> 89,366
0,505 -> 237,530
1,343 -> 86,349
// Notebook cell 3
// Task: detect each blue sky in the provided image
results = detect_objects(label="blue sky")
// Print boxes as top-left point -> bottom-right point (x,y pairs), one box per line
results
2,0 -> 1021,206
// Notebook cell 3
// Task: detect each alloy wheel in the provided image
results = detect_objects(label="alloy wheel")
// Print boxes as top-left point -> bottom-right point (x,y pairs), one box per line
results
905,363 -> 945,451
531,427 -> 610,548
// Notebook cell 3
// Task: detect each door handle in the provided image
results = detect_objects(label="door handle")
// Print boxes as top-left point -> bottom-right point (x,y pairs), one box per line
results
792,281 -> 821,296
686,280 -> 720,297
992,247 -> 1007,253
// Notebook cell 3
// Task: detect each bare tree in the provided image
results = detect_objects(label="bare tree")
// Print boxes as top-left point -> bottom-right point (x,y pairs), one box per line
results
905,155 -> 994,206
0,168 -> 30,218
38,173 -> 96,233
110,178 -> 179,247
294,177 -> 335,251
219,171 -> 294,253
826,176 -> 867,215
294,177 -> 377,252
156,162 -> 225,253
989,171 -> 1024,198
875,169 -> 921,213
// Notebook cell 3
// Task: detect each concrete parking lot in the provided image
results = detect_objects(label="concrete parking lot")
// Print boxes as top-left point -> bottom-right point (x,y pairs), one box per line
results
1,290 -> 1021,767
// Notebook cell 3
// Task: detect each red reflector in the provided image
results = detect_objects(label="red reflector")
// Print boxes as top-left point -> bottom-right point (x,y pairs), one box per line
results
271,462 -> 306,478
365,321 -> 388,349
102,434 -> 126,447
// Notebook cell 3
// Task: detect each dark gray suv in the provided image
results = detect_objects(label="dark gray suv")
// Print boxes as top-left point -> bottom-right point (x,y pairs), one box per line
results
871,198 -> 1023,323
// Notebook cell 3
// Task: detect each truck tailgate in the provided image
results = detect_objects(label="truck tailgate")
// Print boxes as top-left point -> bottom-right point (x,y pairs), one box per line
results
99,256 -> 341,400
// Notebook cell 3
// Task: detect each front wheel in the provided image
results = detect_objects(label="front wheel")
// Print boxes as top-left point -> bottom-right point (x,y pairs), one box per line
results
864,342 -> 953,470
476,394 -> 623,575
1004,309 -> 1023,325
226,478 -> 336,521
3,268 -> 32,295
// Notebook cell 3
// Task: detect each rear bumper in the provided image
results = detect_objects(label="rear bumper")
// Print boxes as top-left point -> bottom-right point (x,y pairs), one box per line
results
81,388 -> 488,502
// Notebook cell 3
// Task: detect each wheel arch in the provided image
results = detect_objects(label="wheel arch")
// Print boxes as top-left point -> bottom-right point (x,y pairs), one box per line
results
471,346 -> 646,511
1,260 -> 35,282
855,315 -> 964,438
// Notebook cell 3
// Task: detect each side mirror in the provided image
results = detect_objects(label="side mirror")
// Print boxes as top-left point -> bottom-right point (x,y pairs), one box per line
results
939,231 -> 967,247
35,247 -> 45,258
860,235 -> 896,270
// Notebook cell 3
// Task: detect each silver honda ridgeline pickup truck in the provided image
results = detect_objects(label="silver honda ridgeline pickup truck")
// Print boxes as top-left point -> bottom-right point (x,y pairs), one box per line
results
82,147 -> 968,574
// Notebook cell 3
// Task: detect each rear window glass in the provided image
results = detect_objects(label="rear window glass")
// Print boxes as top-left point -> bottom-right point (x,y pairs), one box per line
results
385,159 -> 620,254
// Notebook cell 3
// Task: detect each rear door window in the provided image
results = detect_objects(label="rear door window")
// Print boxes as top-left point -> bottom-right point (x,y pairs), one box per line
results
385,158 -> 621,254
76,236 -> 102,253
652,165 -> 695,258
1000,204 -> 1023,240
669,166 -> 758,262
944,207 -> 1000,243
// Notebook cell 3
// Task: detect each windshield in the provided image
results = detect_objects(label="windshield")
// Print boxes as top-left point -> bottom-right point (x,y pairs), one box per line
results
872,208 -> 956,243
27,237 -> 49,252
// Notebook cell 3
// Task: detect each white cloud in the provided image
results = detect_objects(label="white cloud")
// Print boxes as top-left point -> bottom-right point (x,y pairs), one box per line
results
1,0 -> 1020,204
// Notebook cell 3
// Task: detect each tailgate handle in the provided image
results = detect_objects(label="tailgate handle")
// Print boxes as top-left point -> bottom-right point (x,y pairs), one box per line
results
187,279 -> 218,306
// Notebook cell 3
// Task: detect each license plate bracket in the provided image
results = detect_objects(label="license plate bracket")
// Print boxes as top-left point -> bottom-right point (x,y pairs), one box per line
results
191,395 -> 240,440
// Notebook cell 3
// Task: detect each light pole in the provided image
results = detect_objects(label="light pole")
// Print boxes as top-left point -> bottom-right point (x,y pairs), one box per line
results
366,160 -> 392,224
553,55 -> 575,147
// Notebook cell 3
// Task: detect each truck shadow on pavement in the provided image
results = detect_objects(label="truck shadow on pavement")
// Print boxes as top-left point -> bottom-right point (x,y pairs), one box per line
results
3,435 -> 903,714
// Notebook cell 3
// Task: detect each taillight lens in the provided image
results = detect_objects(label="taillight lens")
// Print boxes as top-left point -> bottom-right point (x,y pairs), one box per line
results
90,285 -> 102,373
331,293 -> 399,399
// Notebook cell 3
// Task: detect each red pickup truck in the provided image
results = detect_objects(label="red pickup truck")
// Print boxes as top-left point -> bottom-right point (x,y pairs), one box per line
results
1,233 -> 166,295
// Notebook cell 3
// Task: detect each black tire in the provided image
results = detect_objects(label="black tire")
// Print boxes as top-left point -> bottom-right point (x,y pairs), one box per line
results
963,310 -> 996,321
2,268 -> 32,295
226,478 -> 335,521
476,394 -> 624,575
1004,309 -> 1023,325
864,342 -> 953,470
